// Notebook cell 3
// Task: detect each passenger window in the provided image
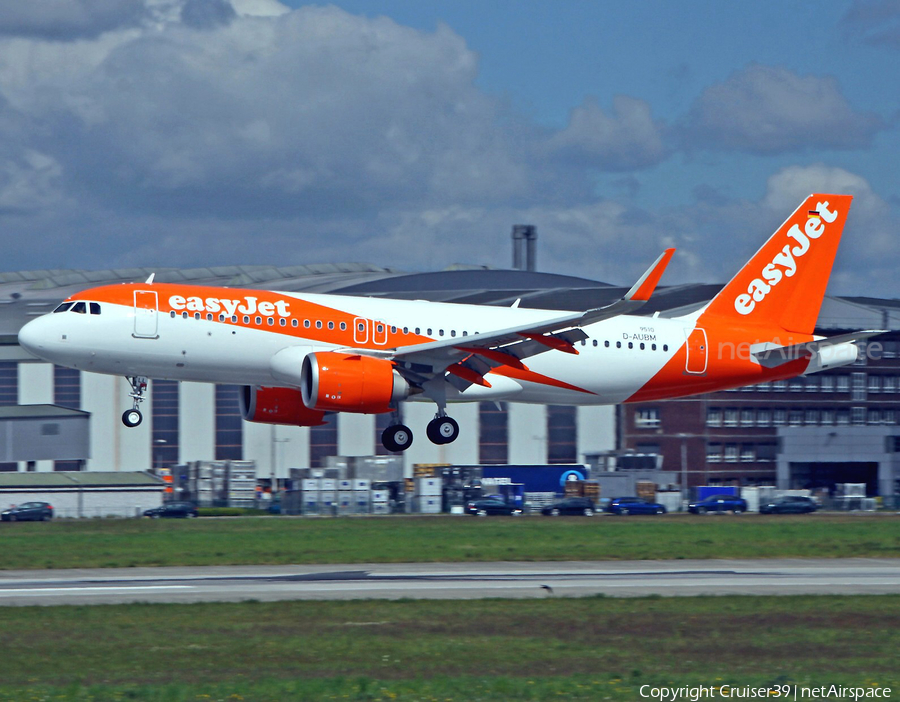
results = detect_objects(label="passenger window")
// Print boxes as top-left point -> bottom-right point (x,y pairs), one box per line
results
652,343 -> 657,351
90,303 -> 101,315
255,316 -> 262,325
605,340 -> 610,347
182,312 -> 188,319
415,328 -> 421,335
663,344 -> 669,352
71,302 -> 86,314
206,314 -> 213,321
243,316 -> 249,324
616,341 -> 622,348
305,320 -> 311,328
315,321 -> 322,329
593,340 -> 598,347
640,343 -> 645,350
328,321 -> 334,330
170,311 -> 176,318
280,319 -> 286,327
628,342 -> 633,349
292,319 -> 298,327
194,313 -> 200,320
340,322 -> 346,331
267,318 -> 274,326
53,302 -> 74,313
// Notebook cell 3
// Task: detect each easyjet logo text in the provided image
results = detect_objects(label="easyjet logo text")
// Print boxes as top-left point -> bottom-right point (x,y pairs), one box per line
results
168,295 -> 291,317
734,201 -> 838,316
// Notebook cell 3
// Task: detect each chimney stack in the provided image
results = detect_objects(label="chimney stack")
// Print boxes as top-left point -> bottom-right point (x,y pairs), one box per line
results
511,224 -> 537,271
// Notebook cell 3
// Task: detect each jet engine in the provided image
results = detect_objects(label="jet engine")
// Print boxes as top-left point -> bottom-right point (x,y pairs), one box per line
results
300,352 -> 410,413
240,385 -> 327,426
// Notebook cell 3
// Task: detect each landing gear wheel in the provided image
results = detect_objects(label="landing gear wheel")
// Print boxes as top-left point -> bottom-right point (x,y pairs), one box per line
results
426,416 -> 459,445
382,424 -> 413,452
122,409 -> 143,428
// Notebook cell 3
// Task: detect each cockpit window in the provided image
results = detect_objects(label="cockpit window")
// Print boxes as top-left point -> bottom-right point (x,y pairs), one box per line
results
71,302 -> 87,314
90,303 -> 101,315
53,302 -> 74,313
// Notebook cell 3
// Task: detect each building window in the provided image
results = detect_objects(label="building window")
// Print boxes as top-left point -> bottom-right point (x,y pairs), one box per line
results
851,407 -> 866,426
773,409 -> 786,425
773,380 -> 787,392
869,376 -> 881,393
883,341 -> 897,359
724,444 -> 738,463
707,408 -> 721,427
821,409 -> 835,425
707,443 -> 722,463
837,376 -> 850,393
837,409 -> 850,425
547,406 -> 577,464
756,381 -> 771,392
310,415 -> 338,468
851,373 -> 866,401
805,376 -> 819,392
479,402 -> 508,464
151,380 -> 179,470
789,409 -> 803,426
868,410 -> 881,425
723,409 -> 738,427
634,408 -> 660,428
884,409 -> 896,425
215,385 -> 243,461
789,379 -> 803,392
884,377 -> 896,394
53,366 -> 80,409
0,361 -> 16,406
757,443 -> 777,462
740,445 -> 755,462
740,409 -> 754,427
821,376 -> 835,393
804,409 -> 818,425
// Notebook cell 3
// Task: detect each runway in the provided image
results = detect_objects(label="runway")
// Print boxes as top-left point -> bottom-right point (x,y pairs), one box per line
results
0,558 -> 898,606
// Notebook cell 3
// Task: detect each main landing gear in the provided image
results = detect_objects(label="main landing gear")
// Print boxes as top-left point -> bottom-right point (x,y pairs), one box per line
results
380,411 -> 460,453
121,376 -> 148,427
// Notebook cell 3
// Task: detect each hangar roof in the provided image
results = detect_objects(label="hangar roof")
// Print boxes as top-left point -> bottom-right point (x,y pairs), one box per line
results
0,471 -> 163,488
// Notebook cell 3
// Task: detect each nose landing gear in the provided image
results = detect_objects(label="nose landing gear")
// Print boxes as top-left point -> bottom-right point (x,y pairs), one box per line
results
121,376 -> 148,427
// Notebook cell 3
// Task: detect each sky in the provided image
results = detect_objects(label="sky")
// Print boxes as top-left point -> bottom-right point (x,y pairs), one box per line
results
0,0 -> 897,297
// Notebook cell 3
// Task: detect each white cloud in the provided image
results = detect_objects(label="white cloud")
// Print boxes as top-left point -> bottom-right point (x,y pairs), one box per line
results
544,96 -> 668,171
679,64 -> 885,154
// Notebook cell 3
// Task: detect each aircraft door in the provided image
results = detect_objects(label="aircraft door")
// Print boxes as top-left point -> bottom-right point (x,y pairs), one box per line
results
133,290 -> 159,339
685,327 -> 708,375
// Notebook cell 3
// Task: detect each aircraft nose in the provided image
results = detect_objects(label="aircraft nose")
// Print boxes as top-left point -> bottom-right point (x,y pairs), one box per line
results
18,315 -> 55,358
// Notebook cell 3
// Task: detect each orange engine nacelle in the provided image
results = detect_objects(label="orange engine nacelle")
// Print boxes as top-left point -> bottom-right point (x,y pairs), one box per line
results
300,352 -> 410,413
240,386 -> 327,426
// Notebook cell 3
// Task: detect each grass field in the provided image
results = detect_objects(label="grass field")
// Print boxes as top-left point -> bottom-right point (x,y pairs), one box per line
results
0,512 -> 898,570
0,595 -> 897,701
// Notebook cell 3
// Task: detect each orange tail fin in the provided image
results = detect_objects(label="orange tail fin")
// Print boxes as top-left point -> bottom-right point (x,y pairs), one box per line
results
701,193 -> 852,334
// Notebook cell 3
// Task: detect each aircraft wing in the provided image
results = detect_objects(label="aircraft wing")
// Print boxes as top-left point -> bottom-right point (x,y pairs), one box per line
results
750,330 -> 887,368
377,248 -> 675,390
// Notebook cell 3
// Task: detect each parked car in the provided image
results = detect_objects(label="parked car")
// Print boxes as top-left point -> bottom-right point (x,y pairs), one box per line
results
143,501 -> 199,519
465,496 -> 523,516
541,497 -> 597,517
688,494 -> 747,514
760,495 -> 818,514
605,497 -> 667,515
1,501 -> 53,522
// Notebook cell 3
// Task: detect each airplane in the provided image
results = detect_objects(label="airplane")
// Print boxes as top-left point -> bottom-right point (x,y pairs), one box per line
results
17,193 -> 885,453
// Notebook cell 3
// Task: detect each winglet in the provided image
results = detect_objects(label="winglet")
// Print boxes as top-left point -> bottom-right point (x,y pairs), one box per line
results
624,248 -> 675,301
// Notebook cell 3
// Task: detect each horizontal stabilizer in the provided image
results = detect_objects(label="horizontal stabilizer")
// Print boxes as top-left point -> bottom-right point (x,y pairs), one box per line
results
751,330 -> 887,368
